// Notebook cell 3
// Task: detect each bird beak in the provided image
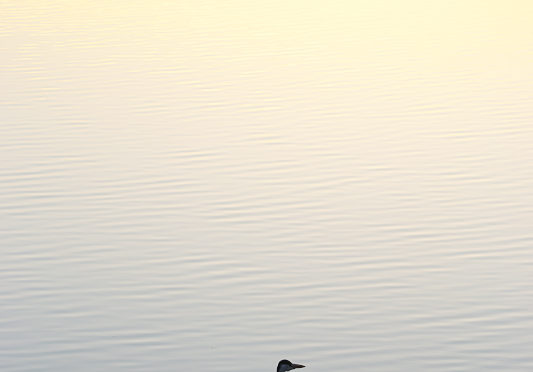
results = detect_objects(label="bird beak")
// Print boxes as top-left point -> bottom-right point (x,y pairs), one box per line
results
292,364 -> 305,369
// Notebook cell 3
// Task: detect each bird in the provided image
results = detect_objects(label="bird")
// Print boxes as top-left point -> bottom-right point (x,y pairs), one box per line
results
277,360 -> 305,372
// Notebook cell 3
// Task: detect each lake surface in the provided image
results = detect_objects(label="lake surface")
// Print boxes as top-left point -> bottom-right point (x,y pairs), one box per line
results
1,1 -> 533,371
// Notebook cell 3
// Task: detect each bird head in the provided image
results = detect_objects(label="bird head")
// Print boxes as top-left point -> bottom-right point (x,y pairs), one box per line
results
277,360 -> 305,372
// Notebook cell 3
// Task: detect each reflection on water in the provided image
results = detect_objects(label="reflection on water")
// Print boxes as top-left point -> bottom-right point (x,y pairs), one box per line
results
1,1 -> 533,371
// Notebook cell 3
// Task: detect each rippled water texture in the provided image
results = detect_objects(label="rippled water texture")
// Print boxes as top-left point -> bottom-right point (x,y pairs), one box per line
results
1,1 -> 533,371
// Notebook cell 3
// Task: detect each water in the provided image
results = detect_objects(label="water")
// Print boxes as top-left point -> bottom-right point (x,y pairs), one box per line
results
1,1 -> 533,371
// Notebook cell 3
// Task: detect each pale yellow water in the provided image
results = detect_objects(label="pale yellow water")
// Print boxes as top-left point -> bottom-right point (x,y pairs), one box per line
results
1,1 -> 533,371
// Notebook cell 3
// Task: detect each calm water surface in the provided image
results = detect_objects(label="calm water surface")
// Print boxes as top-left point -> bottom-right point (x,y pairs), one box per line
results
1,1 -> 533,371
